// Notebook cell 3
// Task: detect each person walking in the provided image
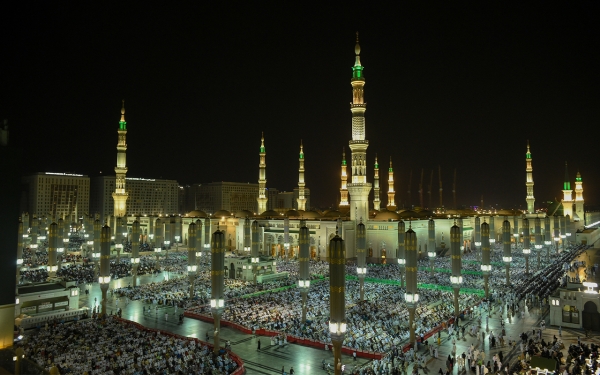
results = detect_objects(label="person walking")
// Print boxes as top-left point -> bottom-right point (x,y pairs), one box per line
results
257,338 -> 261,350
289,366 -> 294,374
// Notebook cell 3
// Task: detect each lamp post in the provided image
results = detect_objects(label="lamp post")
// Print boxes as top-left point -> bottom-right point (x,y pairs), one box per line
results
187,222 -> 197,298
328,230 -> 346,375
534,217 -> 543,270
356,219 -> 367,301
405,224 -> 419,349
251,220 -> 260,285
47,222 -> 58,278
204,217 -> 211,263
450,222 -> 462,316
522,218 -> 531,275
211,229 -> 226,355
474,216 -> 481,262
115,216 -> 123,263
131,220 -> 140,287
244,218 -> 251,254
544,216 -> 552,260
502,218 -> 512,286
397,220 -> 406,288
427,218 -> 436,276
99,225 -> 111,316
481,221 -> 491,298
553,215 -> 560,254
284,217 -> 290,259
513,216 -> 519,250
195,219 -> 202,269
298,220 -> 310,322
489,216 -> 496,247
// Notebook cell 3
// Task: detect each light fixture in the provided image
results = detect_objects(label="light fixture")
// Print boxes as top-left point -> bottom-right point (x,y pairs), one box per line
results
187,265 -> 197,272
154,248 -> 161,253
92,252 -> 100,258
47,265 -> 57,272
99,276 -> 111,284
175,235 -> 180,242
329,321 -> 347,334
70,289 -> 79,297
298,280 -> 310,288
535,244 -> 543,250
502,256 -> 512,263
356,267 -> 367,275
397,258 -> 405,265
405,293 -> 419,303
544,240 -> 551,246
450,276 -> 463,284
583,282 -> 598,294
196,251 -> 202,257
57,247 -> 64,253
481,264 -> 492,272
30,244 -> 38,249
489,239 -> 496,244
39,236 -> 47,240
251,257 -> 260,264
16,259 -> 23,265
132,257 -> 140,264
427,251 -> 436,258
204,243 -> 210,249
63,238 -> 69,243
210,299 -> 224,308
22,234 -> 28,238
554,237 -> 560,242
115,244 -> 123,249
474,241 -> 481,247
244,245 -> 250,252
522,248 -> 531,255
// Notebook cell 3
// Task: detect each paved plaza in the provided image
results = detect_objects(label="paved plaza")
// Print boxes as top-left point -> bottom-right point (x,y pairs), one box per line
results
21,247 -> 600,374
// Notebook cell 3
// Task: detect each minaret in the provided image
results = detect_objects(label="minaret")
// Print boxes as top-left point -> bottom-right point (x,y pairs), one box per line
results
525,140 -> 535,213
257,133 -> 268,214
562,162 -> 574,219
387,157 -> 396,211
297,140 -> 307,211
574,170 -> 584,223
347,33 -> 372,222
373,155 -> 380,211
112,100 -> 129,218
339,148 -> 349,209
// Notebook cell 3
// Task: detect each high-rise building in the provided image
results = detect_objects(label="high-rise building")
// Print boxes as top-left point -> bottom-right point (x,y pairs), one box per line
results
183,182 -> 259,215
91,176 -> 179,222
22,172 -> 90,221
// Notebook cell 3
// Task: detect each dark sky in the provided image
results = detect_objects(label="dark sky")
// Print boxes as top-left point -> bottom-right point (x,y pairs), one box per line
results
3,2 -> 599,209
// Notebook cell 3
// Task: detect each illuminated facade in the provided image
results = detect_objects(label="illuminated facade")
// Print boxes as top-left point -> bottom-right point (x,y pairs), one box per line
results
347,33 -> 372,222
257,133 -> 268,214
574,171 -> 584,222
91,176 -> 179,222
562,162 -> 574,219
373,156 -> 380,211
525,141 -> 535,213
112,101 -> 129,218
22,172 -> 90,221
296,141 -> 307,211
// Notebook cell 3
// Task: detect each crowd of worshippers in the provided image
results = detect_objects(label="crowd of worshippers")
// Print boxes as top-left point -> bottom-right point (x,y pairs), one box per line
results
19,315 -> 239,375
121,240 -> 153,254
113,273 -> 294,310
565,340 -> 599,375
187,280 -> 480,353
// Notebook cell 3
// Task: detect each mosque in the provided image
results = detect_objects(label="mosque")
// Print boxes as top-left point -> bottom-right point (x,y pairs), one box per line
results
86,34 -> 593,272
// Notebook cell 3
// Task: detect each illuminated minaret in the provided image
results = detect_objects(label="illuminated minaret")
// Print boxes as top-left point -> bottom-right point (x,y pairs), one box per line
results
562,162 -> 574,219
574,170 -> 584,223
112,100 -> 128,218
373,155 -> 381,211
339,148 -> 349,209
297,140 -> 307,211
387,157 -> 396,211
257,133 -> 268,214
347,33 -> 372,222
525,140 -> 535,213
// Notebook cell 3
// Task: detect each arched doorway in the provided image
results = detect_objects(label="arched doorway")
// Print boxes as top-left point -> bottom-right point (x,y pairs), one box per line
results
583,301 -> 600,331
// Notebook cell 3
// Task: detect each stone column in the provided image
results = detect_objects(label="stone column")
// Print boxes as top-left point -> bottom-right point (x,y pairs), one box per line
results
195,219 -> 203,269
428,218 -> 436,276
100,225 -> 111,316
298,220 -> 310,323
132,220 -> 140,287
405,225 -> 419,349
535,217 -> 542,270
450,222 -> 462,315
251,220 -> 260,285
502,218 -> 512,286
187,222 -> 197,298
47,222 -> 58,278
522,218 -> 530,274
481,221 -> 491,298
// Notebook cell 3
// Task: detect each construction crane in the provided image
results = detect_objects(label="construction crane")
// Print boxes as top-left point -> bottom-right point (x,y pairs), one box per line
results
407,169 -> 412,208
419,169 -> 424,208
427,170 -> 433,209
452,168 -> 457,209
438,166 -> 443,208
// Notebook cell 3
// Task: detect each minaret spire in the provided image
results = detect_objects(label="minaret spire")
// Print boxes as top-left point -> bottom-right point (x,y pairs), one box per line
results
525,140 -> 535,213
562,161 -> 573,219
339,148 -> 349,209
347,32 -> 372,222
574,170 -> 584,224
112,100 -> 128,218
257,132 -> 268,214
297,140 -> 307,211
387,156 -> 396,211
373,154 -> 380,211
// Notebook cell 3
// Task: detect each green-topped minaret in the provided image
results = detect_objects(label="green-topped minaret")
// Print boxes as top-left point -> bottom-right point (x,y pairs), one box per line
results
112,100 -> 128,218
525,140 -> 535,213
562,161 -> 573,219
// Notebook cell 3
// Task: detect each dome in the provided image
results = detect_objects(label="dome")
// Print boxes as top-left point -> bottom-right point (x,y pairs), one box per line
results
300,210 -> 322,219
398,210 -> 418,219
285,210 -> 300,217
186,210 -> 207,218
324,210 -> 343,218
374,210 -> 401,221
259,210 -> 281,218
213,209 -> 231,218
419,210 -> 434,218
233,210 -> 254,218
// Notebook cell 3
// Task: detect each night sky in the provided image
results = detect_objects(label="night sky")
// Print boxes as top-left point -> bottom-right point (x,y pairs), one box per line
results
3,2 -> 599,209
